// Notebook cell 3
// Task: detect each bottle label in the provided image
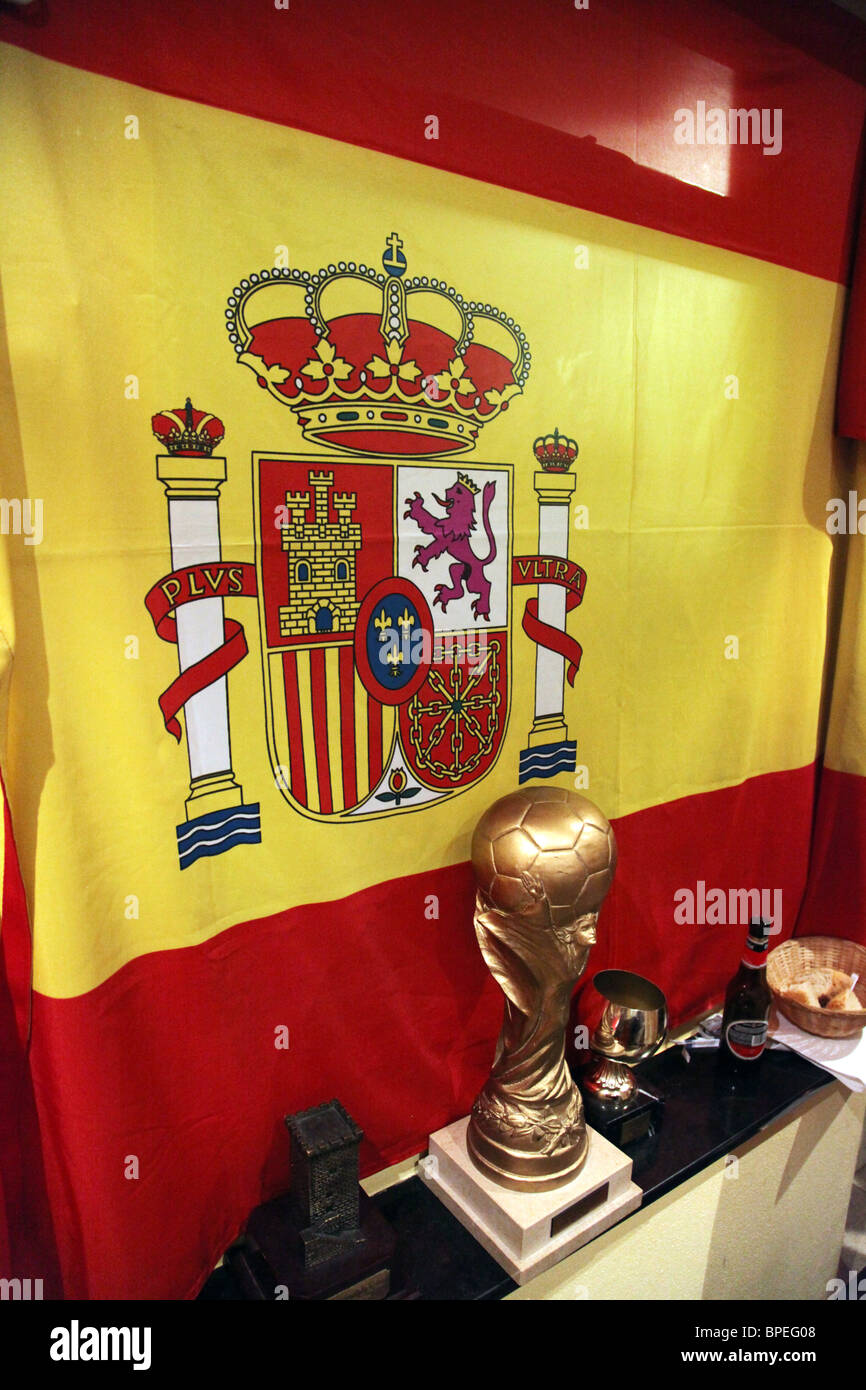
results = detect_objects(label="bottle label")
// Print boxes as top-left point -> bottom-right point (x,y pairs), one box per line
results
741,948 -> 768,969
726,1019 -> 769,1059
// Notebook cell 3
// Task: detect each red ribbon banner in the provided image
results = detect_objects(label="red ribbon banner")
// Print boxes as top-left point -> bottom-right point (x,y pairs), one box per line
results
145,562 -> 258,741
512,554 -> 587,686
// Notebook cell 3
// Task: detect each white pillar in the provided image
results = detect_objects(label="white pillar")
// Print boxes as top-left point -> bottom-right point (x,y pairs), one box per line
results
157,455 -> 244,819
528,471 -> 575,747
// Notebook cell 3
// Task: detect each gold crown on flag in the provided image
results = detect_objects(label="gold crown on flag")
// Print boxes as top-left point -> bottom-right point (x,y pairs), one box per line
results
225,234 -> 530,457
534,426 -> 578,471
456,472 -> 480,494
152,398 -> 225,456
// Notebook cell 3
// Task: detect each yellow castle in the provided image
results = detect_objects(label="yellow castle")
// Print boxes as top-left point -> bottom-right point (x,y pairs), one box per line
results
278,471 -> 361,637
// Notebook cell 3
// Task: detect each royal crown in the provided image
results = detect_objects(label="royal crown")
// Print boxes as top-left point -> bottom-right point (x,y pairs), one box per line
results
152,398 -> 224,456
534,426 -> 578,471
456,471 -> 479,494
225,234 -> 530,457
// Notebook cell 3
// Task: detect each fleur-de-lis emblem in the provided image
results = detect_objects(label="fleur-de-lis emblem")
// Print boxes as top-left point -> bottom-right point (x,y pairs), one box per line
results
366,338 -> 422,383
434,355 -> 476,399
301,337 -> 353,382
237,352 -> 290,386
483,382 -> 521,409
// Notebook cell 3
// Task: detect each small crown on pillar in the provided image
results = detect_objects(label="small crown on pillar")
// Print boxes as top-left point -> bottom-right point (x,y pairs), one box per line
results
152,398 -> 225,456
534,426 -> 578,471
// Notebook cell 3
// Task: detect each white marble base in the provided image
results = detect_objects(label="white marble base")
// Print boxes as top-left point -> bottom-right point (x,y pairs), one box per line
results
420,1116 -> 642,1284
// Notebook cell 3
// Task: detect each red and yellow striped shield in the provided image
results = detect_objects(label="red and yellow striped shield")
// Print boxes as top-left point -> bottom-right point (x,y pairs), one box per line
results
255,453 -> 512,818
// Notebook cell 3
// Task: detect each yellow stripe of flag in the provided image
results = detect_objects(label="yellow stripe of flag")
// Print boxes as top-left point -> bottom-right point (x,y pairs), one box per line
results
325,644 -> 345,812
295,650 -> 319,815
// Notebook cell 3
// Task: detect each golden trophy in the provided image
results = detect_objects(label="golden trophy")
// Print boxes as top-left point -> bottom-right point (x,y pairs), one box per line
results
467,785 -> 617,1191
421,785 -> 642,1284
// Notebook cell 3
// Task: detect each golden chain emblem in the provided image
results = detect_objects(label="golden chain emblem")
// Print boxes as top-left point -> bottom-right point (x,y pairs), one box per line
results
408,639 -> 501,782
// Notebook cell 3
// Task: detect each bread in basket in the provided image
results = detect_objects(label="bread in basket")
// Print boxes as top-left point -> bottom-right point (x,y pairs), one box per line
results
767,936 -> 866,1039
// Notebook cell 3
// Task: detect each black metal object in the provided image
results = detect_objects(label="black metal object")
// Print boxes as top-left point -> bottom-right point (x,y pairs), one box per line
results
223,1099 -> 406,1300
284,1099 -> 365,1265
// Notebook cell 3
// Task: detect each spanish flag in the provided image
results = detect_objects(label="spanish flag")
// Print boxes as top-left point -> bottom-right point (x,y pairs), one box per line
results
1,0 -> 865,1298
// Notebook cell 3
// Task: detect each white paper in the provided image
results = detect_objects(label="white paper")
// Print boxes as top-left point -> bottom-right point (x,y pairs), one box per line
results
769,1012 -> 866,1092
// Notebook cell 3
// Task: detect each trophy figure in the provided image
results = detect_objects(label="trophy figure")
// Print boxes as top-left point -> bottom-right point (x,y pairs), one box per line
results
468,785 -> 617,1192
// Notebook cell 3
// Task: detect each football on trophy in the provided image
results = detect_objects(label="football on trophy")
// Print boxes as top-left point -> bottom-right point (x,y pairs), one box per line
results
471,785 -> 617,927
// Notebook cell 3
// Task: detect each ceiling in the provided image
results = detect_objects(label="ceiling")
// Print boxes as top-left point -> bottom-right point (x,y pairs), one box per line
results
831,0 -> 866,22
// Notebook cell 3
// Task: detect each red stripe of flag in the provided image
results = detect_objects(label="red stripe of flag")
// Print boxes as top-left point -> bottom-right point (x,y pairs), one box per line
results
0,769 -> 63,1295
368,694 -> 383,787
1,771 -> 31,1047
3,0 -> 862,284
339,646 -> 357,809
310,647 -> 333,815
281,651 -> 306,807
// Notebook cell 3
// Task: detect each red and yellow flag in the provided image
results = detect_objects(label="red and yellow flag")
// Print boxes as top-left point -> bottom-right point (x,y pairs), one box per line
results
1,0 -> 865,1298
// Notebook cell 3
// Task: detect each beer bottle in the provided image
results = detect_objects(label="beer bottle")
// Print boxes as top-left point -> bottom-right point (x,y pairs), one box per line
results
720,918 -> 772,1067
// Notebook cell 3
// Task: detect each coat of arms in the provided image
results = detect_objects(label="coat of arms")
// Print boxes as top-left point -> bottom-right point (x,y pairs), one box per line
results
146,237 -> 584,865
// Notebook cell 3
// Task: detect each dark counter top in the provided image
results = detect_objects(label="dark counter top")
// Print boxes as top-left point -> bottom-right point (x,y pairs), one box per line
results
614,1041 -> 832,1208
200,1046 -> 834,1301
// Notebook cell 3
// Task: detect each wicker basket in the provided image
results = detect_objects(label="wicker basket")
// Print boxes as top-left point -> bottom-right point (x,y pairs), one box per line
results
767,937 -> 866,1039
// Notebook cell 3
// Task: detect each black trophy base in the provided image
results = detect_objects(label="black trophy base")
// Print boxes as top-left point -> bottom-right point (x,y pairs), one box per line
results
226,1188 -> 406,1301
584,1087 -> 664,1148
